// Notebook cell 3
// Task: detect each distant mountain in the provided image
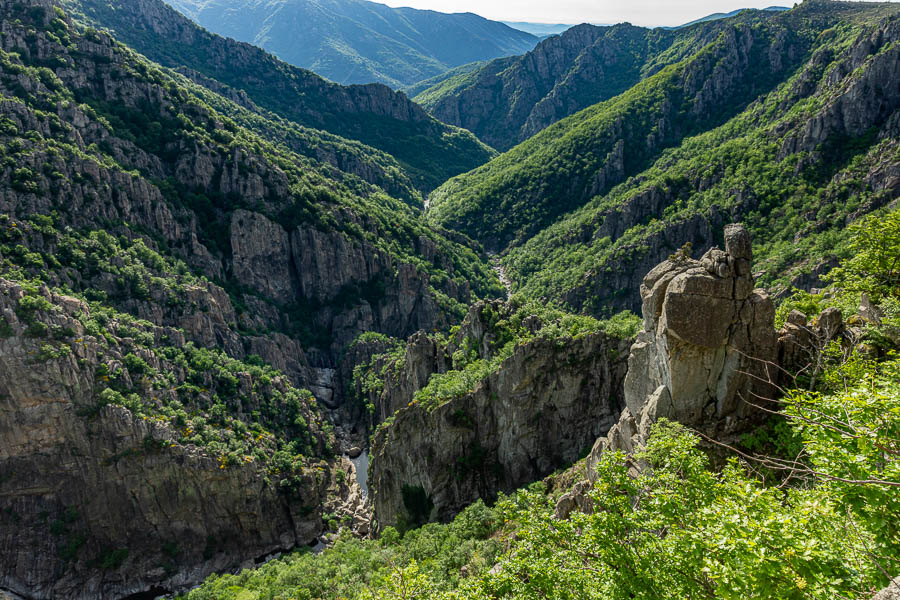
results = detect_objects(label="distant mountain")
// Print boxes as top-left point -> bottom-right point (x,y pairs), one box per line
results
412,22 -> 703,151
162,0 -> 540,87
671,5 -> 789,28
414,9 -> 789,151
60,0 -> 496,192
401,60 -> 490,99
502,21 -> 576,36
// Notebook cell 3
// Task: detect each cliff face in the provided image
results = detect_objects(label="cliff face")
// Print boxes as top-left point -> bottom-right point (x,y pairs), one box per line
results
228,208 -> 470,352
0,279 -> 339,599
368,302 -> 631,528
584,225 -> 777,476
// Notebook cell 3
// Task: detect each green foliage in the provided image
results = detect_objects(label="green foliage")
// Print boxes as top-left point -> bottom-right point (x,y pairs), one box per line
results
187,394 -> 900,600
0,271 -> 335,490
826,209 -> 900,300
777,208 -> 900,358
415,22 -> 708,152
59,0 -> 497,192
403,300 -> 632,413
784,365 -> 900,552
94,547 -> 128,570
161,1 -> 537,89
189,226 -> 900,598
0,2 -> 505,356
448,419 -> 898,600
0,316 -> 12,338
427,15 -> 802,248
182,500 -> 504,600
427,3 -> 900,317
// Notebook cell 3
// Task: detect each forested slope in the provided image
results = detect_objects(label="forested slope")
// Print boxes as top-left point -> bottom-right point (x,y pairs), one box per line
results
60,0 -> 497,192
0,1 -> 501,595
429,1 -> 900,316
414,15 -> 765,151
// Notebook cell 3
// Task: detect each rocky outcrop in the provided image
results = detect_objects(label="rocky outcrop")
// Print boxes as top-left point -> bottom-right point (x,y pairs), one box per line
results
874,578 -> 900,600
369,304 -> 630,528
780,18 -> 900,157
0,279 -> 332,600
228,209 -> 469,352
585,224 -> 777,477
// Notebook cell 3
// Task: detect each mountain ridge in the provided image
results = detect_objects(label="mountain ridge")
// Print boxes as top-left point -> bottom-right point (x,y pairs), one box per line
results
427,0 -> 900,318
163,0 -> 540,87
413,10 -> 789,151
60,0 -> 497,192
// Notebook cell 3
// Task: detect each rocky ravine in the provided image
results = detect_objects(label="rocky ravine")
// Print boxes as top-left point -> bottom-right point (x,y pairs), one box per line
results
369,224 -> 781,531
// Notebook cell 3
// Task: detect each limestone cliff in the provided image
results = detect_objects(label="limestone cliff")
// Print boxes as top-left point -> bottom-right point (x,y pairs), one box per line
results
0,278 -> 344,599
584,224 -> 777,478
368,302 -> 631,529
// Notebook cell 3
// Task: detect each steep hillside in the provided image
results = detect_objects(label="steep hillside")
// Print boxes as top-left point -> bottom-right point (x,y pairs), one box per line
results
60,0 -> 496,192
413,16 -> 767,151
163,0 -> 539,88
401,60 -> 489,100
182,214 -> 900,599
0,1 -> 501,595
366,301 -> 634,529
428,1 -> 900,316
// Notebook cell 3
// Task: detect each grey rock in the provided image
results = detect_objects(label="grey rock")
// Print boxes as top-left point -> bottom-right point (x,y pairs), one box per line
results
874,578 -> 900,600
724,222 -> 753,261
859,293 -> 883,325
590,224 -> 777,472
369,302 -> 630,528
553,481 -> 594,520
0,279 -> 330,600
816,307 -> 844,341
786,310 -> 808,327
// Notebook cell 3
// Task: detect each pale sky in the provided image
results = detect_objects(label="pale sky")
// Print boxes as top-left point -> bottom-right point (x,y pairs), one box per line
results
379,0 -> 797,27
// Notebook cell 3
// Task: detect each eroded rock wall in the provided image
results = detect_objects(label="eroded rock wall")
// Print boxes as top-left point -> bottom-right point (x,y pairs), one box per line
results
369,311 -> 630,528
586,224 -> 778,476
0,279 -> 331,599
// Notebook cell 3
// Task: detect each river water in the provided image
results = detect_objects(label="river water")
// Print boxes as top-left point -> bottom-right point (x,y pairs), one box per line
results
350,450 -> 369,498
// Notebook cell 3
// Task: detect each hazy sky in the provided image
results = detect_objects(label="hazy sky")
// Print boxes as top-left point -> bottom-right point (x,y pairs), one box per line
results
378,1 -> 797,27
